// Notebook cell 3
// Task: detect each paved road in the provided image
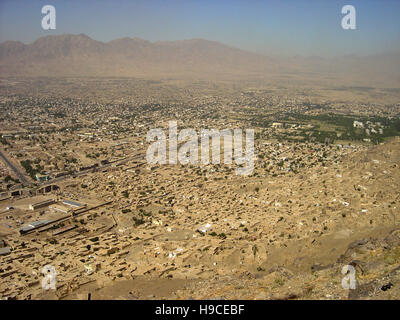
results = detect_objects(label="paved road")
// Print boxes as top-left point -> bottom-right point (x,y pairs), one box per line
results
0,148 -> 30,185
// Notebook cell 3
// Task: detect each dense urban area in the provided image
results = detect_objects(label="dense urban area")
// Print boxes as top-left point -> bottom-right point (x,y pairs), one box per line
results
1,77 -> 400,300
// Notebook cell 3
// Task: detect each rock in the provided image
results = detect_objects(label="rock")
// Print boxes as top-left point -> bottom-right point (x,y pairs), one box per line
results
381,282 -> 393,291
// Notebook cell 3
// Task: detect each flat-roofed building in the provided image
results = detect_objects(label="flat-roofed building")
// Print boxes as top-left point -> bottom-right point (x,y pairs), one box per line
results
0,247 -> 11,256
272,122 -> 283,129
62,200 -> 87,209
29,199 -> 56,211
49,204 -> 71,214
35,174 -> 50,182
20,220 -> 51,234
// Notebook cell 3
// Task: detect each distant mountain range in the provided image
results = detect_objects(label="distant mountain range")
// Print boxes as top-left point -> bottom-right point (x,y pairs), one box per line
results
0,34 -> 399,82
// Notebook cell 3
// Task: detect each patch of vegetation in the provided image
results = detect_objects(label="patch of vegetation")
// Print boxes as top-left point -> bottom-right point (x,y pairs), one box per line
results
133,216 -> 145,226
20,159 -> 43,180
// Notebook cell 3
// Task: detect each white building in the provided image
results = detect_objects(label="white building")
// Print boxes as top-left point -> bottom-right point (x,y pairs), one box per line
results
353,121 -> 364,128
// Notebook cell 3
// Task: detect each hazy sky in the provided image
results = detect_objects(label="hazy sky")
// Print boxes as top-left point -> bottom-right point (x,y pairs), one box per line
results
0,0 -> 399,57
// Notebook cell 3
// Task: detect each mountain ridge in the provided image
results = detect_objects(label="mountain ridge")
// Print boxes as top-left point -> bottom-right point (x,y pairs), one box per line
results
0,34 -> 399,81
0,33 -> 276,77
